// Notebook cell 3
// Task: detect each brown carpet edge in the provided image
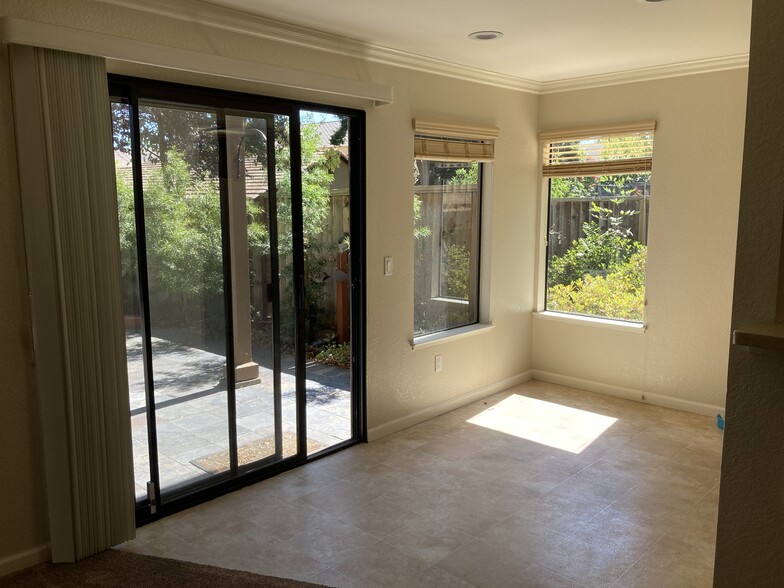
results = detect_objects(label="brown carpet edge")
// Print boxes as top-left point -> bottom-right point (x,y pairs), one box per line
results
0,548 -> 329,587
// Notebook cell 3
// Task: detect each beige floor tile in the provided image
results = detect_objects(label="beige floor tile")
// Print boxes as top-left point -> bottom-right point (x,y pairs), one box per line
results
495,462 -> 576,497
508,563 -> 588,588
331,540 -> 431,588
296,477 -> 383,516
245,499 -> 341,541
409,565 -> 476,588
570,507 -> 665,552
337,496 -> 423,538
614,552 -> 713,588
538,535 -> 643,588
568,458 -> 642,496
434,537 -> 530,588
382,516 -> 474,565
285,517 -> 377,566
479,514 -> 568,562
429,494 -> 516,537
308,567 -> 357,587
516,491 -> 608,536
119,380 -> 721,587
187,521 -> 325,581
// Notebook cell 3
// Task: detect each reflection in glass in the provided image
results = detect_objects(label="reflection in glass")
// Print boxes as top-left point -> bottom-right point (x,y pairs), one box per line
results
413,160 -> 481,337
301,111 -> 353,454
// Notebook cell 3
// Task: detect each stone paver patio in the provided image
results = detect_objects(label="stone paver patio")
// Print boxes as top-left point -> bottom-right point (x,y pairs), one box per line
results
125,335 -> 351,500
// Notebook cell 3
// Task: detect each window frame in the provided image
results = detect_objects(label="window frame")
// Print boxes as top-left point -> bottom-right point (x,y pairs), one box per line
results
538,122 -> 656,325
412,161 -> 493,347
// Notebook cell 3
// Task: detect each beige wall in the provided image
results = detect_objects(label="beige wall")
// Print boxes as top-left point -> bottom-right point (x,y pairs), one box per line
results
715,0 -> 784,584
535,70 -> 748,414
0,0 -> 755,571
0,0 -> 537,563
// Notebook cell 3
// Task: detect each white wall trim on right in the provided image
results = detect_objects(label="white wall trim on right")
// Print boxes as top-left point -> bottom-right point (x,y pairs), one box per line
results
368,370 -> 533,441
532,370 -> 725,417
0,544 -> 50,577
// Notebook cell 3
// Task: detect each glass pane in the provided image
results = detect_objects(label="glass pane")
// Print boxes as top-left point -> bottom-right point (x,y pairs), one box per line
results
301,110 -> 353,454
111,99 -> 149,502
223,113 -> 298,467
414,160 -> 480,337
138,102 -> 230,493
545,173 -> 650,322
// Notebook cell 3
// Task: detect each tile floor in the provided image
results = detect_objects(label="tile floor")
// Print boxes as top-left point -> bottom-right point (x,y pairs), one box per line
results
118,380 -> 722,587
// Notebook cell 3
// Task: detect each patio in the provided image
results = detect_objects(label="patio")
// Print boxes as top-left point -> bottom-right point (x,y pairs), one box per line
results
126,335 -> 352,499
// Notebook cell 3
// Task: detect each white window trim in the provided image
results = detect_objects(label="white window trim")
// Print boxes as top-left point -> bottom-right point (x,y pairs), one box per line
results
412,165 -> 493,347
537,123 -> 654,327
533,310 -> 646,333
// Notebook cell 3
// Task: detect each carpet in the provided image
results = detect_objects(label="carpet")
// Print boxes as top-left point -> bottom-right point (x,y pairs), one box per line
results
0,549 -> 328,587
192,432 -> 325,473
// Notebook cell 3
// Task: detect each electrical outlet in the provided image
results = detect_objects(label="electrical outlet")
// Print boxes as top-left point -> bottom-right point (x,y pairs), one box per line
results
434,354 -> 442,372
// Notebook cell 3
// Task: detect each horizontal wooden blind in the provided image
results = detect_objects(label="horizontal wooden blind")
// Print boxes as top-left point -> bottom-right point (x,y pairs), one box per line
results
541,120 -> 656,178
414,118 -> 499,162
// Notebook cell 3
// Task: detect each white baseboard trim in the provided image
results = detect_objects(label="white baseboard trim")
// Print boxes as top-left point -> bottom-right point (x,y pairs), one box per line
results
367,370 -> 533,441
532,370 -> 725,417
0,544 -> 50,577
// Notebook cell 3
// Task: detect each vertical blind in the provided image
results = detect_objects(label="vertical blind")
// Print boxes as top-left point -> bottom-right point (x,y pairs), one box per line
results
540,120 -> 656,177
9,45 -> 136,561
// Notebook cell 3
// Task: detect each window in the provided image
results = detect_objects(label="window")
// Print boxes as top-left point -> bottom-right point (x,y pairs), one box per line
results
413,119 -> 498,337
541,121 -> 655,323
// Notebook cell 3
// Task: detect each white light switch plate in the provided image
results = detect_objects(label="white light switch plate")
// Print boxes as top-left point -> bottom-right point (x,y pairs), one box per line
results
384,256 -> 393,276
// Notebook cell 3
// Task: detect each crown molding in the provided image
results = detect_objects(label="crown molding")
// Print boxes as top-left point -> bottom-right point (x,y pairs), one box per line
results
95,0 -> 543,94
95,0 -> 748,96
540,54 -> 750,94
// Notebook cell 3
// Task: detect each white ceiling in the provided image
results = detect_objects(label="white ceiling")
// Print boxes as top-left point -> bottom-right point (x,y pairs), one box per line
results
201,0 -> 752,83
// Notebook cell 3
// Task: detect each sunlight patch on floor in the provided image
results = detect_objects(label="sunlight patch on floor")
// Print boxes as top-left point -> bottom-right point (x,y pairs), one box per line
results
467,394 -> 617,454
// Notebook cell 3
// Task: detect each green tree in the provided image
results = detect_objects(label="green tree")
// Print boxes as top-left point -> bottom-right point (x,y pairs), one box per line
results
115,111 -> 339,345
548,201 -> 643,287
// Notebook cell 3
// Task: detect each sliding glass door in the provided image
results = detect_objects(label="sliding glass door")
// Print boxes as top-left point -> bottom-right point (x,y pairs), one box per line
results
111,78 -> 365,521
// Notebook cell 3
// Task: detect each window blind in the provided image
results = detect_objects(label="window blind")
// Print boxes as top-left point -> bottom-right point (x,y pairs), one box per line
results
414,118 -> 499,162
540,120 -> 656,178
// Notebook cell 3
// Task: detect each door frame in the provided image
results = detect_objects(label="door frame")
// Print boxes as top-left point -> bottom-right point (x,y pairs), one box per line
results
109,75 -> 367,526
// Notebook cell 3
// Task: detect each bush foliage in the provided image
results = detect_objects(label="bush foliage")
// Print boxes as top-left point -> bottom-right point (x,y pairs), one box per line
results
547,200 -> 646,321
548,249 -> 646,322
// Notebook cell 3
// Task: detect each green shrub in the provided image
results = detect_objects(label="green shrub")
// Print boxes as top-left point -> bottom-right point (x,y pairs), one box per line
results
444,243 -> 471,299
547,249 -> 646,321
313,342 -> 351,369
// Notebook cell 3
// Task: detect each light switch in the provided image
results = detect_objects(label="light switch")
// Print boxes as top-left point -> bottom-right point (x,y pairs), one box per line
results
384,256 -> 393,276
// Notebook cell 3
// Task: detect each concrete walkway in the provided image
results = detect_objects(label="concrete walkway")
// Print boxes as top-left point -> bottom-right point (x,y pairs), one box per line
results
126,335 -> 352,499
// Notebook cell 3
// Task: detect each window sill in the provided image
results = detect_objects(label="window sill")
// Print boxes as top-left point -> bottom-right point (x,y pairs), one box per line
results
533,311 -> 646,333
412,323 -> 494,349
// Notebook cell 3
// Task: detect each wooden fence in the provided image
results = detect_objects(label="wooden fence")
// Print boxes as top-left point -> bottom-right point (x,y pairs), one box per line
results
548,195 -> 650,258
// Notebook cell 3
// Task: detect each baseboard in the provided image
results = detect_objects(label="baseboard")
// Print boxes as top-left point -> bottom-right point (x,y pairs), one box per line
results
0,544 -> 50,577
532,370 -> 725,417
367,370 -> 533,441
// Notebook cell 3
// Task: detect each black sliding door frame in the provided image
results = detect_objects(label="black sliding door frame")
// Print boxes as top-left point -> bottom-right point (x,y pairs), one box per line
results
109,76 -> 367,526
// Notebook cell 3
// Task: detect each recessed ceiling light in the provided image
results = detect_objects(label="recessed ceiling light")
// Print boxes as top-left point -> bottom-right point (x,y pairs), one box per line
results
468,31 -> 503,41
